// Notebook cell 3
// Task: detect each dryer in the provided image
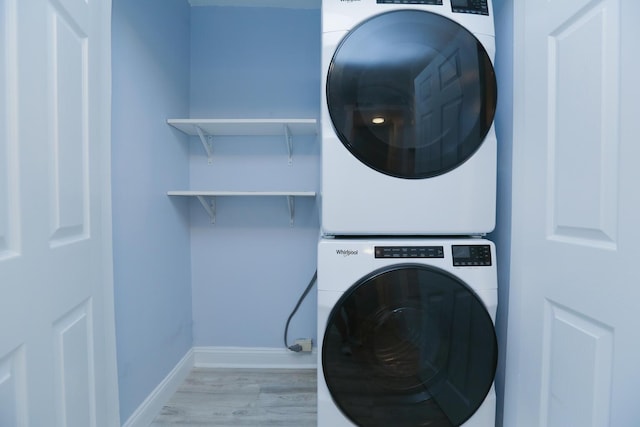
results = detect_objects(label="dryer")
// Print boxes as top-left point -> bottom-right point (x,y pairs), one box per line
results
321,0 -> 498,236
317,237 -> 498,426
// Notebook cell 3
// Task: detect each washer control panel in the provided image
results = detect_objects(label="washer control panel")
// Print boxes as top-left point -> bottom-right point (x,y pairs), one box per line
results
451,0 -> 489,15
375,0 -> 489,15
375,246 -> 444,258
376,0 -> 443,5
452,245 -> 492,266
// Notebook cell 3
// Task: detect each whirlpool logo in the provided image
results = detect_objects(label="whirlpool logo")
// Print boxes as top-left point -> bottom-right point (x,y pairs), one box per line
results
336,249 -> 359,257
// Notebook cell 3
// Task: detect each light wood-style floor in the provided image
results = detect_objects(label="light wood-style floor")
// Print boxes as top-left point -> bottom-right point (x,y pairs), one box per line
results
150,368 -> 317,426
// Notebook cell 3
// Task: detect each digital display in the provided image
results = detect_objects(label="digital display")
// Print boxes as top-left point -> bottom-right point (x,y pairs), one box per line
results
452,246 -> 471,259
451,0 -> 468,6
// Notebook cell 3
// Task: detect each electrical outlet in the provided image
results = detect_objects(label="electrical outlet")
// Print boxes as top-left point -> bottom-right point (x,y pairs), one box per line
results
295,338 -> 313,352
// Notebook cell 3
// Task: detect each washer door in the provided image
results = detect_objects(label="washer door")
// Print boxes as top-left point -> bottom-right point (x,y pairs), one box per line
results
322,265 -> 497,427
326,10 -> 497,179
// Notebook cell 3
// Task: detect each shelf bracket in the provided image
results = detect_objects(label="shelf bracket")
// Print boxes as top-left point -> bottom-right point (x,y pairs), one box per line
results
283,124 -> 293,165
195,126 -> 214,164
196,195 -> 216,224
286,195 -> 295,227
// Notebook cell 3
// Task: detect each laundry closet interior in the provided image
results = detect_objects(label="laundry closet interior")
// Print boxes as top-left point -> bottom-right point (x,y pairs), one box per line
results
111,0 -> 513,425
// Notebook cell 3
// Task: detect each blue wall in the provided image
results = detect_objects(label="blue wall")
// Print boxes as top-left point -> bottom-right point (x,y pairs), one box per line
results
489,0 -> 514,426
111,0 -> 193,423
188,6 -> 321,348
111,3 -> 320,421
190,7 -> 320,119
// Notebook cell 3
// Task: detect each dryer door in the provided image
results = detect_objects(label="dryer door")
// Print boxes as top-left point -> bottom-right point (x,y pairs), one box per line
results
326,10 -> 497,179
322,264 -> 497,427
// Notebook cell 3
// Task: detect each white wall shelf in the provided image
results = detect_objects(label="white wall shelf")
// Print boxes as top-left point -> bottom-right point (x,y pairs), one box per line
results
167,191 -> 316,225
167,118 -> 318,164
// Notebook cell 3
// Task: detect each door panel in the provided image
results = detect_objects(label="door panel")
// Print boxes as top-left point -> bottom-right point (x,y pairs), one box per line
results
53,300 -> 95,426
0,0 -> 119,425
547,1 -> 619,248
505,0 -> 640,426
540,301 -> 614,427
48,1 -> 90,245
0,346 -> 27,426
0,0 -> 18,261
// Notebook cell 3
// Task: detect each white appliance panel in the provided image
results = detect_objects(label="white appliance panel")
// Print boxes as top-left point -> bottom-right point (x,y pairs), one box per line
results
321,0 -> 497,235
317,237 -> 497,426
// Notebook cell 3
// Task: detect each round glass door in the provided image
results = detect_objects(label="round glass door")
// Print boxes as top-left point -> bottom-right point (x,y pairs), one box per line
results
322,265 -> 497,426
326,10 -> 497,179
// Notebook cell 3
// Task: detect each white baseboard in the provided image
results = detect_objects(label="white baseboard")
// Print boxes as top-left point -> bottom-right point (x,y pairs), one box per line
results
193,346 -> 318,369
122,348 -> 194,427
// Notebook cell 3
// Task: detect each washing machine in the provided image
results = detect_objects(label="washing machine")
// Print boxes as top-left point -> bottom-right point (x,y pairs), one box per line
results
317,237 -> 497,426
321,0 -> 498,236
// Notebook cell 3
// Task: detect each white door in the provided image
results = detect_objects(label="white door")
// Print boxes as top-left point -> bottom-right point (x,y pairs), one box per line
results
0,0 -> 119,425
504,0 -> 640,426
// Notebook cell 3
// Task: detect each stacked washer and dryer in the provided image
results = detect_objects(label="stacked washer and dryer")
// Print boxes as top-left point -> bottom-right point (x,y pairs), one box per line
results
318,1 -> 499,426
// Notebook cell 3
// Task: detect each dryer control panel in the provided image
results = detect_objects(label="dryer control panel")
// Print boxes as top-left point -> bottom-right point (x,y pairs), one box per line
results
452,245 -> 492,266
